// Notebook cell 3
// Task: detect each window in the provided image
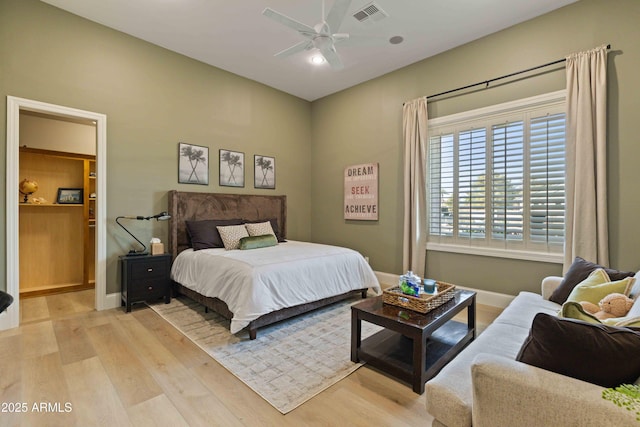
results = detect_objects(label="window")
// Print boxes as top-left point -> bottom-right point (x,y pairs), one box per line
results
427,91 -> 566,263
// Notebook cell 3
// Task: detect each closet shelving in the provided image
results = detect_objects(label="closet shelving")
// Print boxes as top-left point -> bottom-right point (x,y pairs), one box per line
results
19,147 -> 96,296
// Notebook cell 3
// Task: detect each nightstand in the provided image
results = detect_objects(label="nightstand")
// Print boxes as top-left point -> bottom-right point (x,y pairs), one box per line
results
120,253 -> 172,312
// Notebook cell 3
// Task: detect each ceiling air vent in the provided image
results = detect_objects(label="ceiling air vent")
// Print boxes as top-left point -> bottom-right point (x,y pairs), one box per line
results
352,2 -> 388,25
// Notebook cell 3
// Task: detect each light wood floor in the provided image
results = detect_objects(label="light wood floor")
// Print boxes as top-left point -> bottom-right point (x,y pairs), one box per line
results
0,290 -> 502,426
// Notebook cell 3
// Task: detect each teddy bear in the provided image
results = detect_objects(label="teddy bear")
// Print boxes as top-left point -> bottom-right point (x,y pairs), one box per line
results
579,293 -> 634,320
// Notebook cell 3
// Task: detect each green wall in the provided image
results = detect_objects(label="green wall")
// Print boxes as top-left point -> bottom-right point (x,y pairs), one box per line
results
311,0 -> 640,294
2,0 -> 639,299
0,0 -> 312,294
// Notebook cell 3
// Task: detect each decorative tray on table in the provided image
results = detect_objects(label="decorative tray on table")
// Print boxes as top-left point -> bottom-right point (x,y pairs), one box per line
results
382,281 -> 456,314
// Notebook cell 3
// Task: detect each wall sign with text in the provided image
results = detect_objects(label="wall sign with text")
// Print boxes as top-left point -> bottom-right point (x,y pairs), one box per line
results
344,162 -> 378,221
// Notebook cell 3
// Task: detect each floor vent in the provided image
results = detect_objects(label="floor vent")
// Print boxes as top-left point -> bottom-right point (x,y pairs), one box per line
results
352,2 -> 388,25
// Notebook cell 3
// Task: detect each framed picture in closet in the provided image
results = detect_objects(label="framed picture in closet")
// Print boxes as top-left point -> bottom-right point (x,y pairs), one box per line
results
56,188 -> 83,204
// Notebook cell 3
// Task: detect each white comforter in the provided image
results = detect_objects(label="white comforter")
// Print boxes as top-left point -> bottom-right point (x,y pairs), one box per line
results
170,240 -> 381,333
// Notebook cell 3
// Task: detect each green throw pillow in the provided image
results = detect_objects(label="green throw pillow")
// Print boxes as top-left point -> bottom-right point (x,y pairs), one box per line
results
566,269 -> 634,305
239,234 -> 277,250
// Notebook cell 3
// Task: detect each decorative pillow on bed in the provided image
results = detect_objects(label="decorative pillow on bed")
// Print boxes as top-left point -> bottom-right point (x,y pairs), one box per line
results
185,219 -> 244,250
239,234 -> 278,250
216,224 -> 249,250
244,218 -> 286,242
245,221 -> 276,238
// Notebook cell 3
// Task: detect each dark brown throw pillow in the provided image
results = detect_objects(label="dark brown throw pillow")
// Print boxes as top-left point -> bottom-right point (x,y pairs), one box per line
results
549,257 -> 635,304
516,313 -> 640,388
185,219 -> 244,250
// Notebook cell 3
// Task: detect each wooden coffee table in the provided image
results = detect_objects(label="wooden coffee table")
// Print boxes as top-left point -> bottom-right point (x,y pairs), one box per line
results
351,289 -> 476,394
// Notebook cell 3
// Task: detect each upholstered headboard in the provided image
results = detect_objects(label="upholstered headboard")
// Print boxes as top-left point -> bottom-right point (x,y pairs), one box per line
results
167,190 -> 287,260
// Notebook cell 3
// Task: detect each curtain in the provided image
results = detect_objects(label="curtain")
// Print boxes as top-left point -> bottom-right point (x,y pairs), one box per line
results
564,45 -> 609,271
402,98 -> 428,277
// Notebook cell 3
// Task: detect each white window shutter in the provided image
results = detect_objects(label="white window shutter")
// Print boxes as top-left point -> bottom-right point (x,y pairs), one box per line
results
426,91 -> 566,261
529,113 -> 565,244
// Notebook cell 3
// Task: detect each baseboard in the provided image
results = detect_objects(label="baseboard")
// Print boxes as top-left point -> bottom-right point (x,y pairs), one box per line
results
103,292 -> 122,310
0,311 -> 14,331
374,271 -> 514,309
374,271 -> 399,289
20,283 -> 94,298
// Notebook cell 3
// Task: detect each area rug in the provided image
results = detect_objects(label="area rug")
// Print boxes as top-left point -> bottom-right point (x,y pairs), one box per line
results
148,296 -> 382,414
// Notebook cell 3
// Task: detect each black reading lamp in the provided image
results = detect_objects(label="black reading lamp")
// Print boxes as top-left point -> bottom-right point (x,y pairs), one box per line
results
116,211 -> 171,256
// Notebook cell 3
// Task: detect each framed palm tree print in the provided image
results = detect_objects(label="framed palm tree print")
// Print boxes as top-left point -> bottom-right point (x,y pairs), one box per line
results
178,142 -> 209,185
219,149 -> 245,187
254,155 -> 276,189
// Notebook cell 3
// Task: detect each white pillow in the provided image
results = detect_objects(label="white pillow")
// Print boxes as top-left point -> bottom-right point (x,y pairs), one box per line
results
245,221 -> 276,238
627,294 -> 640,318
628,270 -> 640,299
216,224 -> 249,250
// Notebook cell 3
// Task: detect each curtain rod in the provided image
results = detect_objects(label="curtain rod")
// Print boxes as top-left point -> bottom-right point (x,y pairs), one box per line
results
405,44 -> 611,104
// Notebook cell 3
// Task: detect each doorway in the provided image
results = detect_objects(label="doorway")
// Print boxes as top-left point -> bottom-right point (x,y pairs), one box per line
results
4,96 -> 107,329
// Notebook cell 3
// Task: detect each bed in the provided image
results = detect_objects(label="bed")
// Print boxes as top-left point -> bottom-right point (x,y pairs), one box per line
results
167,190 -> 381,339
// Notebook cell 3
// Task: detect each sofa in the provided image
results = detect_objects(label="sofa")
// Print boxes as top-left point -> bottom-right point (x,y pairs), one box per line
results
425,275 -> 639,427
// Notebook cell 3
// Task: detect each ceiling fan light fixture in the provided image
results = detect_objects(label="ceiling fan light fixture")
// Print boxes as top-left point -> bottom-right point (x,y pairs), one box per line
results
310,54 -> 326,65
264,0 -> 350,71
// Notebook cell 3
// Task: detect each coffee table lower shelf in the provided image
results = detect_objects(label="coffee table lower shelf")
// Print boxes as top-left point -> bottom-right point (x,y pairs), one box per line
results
358,321 -> 472,390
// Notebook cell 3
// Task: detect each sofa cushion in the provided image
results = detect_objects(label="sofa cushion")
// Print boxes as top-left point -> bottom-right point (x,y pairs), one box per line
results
471,353 -> 640,427
565,269 -> 634,305
549,257 -> 634,304
516,313 -> 640,388
426,321 -> 533,427
491,291 -> 560,329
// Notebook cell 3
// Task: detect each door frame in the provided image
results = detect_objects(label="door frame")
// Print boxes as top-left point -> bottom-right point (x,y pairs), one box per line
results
3,96 -> 108,329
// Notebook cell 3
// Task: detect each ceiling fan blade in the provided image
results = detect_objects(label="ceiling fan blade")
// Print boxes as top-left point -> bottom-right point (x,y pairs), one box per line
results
332,33 -> 349,43
262,7 -> 317,35
320,46 -> 344,70
325,0 -> 353,33
274,40 -> 313,58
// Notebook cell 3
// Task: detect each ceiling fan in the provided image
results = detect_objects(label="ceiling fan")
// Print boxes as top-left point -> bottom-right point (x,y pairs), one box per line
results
262,0 -> 353,70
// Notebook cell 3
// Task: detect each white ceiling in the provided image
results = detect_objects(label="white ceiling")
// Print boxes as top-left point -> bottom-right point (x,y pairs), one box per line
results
40,0 -> 578,101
